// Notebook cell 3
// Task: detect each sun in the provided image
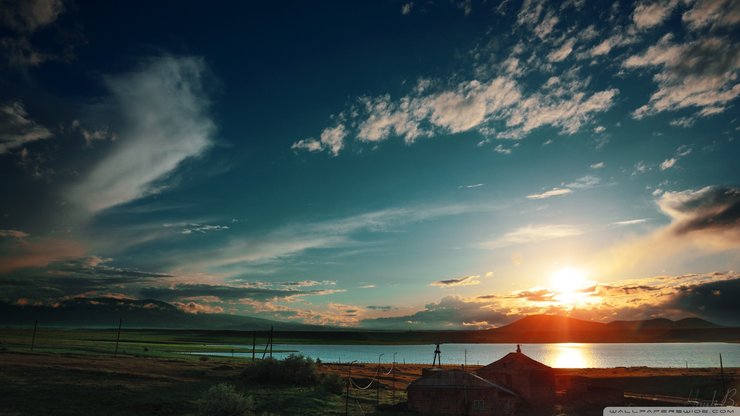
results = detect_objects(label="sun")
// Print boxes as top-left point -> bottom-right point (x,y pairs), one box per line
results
549,267 -> 596,305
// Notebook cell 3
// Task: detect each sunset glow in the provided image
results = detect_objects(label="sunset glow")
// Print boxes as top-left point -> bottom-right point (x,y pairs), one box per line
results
0,0 -> 738,330
550,268 -> 597,305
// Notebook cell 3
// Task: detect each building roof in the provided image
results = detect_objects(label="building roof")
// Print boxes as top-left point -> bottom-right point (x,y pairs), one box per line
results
408,369 -> 517,396
477,351 -> 553,372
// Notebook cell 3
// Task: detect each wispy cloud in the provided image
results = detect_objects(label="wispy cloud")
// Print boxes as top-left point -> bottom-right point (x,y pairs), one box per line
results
0,102 -> 53,154
526,188 -> 572,199
612,218 -> 649,226
431,274 -> 481,288
527,175 -> 601,199
69,56 -> 215,212
479,224 -> 585,249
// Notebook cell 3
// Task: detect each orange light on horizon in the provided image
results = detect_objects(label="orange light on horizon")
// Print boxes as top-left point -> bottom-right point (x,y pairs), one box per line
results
549,267 -> 600,306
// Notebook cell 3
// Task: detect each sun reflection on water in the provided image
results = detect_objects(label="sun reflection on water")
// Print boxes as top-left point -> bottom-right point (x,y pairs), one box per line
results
549,343 -> 591,368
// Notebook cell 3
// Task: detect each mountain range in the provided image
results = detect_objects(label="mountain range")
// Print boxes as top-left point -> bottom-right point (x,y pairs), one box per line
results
2,297 -> 737,343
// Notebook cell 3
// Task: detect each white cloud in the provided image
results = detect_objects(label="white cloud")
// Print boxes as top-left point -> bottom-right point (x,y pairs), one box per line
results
526,188 -> 572,199
401,2 -> 413,15
625,33 -> 740,118
527,175 -> 600,199
632,0 -> 679,30
181,224 -> 230,235
566,174 -> 600,189
547,38 -> 576,62
480,224 -> 585,249
633,160 -> 650,175
0,102 -> 53,154
0,229 -> 29,239
682,0 -> 740,31
430,275 -> 481,288
589,34 -> 625,57
660,157 -> 677,170
291,124 -> 347,156
613,218 -> 649,226
590,161 -> 606,169
69,56 -> 215,212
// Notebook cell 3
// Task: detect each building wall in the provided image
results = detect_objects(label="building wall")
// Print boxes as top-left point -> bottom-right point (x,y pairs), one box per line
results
407,388 -> 516,416
477,368 -> 555,406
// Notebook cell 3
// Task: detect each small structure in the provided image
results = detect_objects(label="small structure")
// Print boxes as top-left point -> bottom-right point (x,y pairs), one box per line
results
407,368 -> 517,416
476,348 -> 556,406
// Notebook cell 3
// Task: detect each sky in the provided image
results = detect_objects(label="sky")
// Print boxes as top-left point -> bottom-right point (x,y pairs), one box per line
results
0,0 -> 739,328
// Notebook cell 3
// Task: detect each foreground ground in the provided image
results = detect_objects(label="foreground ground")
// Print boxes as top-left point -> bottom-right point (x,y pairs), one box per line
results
1,350 -> 737,416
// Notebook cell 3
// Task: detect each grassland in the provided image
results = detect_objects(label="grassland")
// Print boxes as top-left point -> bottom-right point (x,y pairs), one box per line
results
0,327 -> 737,416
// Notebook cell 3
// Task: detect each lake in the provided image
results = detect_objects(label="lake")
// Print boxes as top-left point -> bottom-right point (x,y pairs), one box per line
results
194,342 -> 740,368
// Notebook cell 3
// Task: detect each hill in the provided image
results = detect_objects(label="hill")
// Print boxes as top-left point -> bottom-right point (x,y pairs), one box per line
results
0,297 -> 321,331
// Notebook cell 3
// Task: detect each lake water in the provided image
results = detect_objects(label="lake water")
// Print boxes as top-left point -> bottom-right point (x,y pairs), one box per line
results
195,342 -> 740,368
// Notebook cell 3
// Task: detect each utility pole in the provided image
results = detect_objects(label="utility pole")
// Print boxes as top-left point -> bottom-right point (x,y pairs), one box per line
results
269,326 -> 273,358
114,318 -> 122,357
464,349 -> 467,371
720,353 -> 726,397
30,320 -> 38,351
377,353 -> 384,406
252,331 -> 256,362
392,352 -> 397,404
346,360 -> 357,416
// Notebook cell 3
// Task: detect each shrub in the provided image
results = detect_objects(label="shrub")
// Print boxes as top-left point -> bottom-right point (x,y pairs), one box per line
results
241,354 -> 319,386
197,383 -> 254,416
319,373 -> 345,395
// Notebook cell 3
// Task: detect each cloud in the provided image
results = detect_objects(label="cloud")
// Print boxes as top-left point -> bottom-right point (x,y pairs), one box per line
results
361,295 -> 512,329
430,274 -> 481,288
139,283 -> 341,303
401,2 -> 413,15
659,157 -> 677,170
172,203 -> 489,273
658,186 -> 740,239
0,0 -> 77,67
625,32 -> 740,118
0,229 -> 29,238
291,124 -> 347,156
0,232 -> 85,274
596,187 -> 740,274
181,224 -> 230,235
547,38 -> 575,62
294,68 -> 618,155
632,0 -> 679,30
527,175 -> 600,199
590,162 -> 606,169
613,218 -> 649,226
0,102 -> 53,154
526,188 -> 572,199
173,301 -> 224,314
479,224 -> 585,249
69,56 -> 215,212
367,305 -> 393,311
362,272 -> 740,329
682,0 -> 740,31
0,0 -> 64,32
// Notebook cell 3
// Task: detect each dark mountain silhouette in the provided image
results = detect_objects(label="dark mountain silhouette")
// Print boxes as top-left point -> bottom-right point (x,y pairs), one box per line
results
2,301 -> 736,343
0,297 -> 321,331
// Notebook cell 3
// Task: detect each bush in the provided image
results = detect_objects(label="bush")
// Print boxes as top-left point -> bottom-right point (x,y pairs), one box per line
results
242,354 -> 319,386
197,383 -> 254,416
319,373 -> 345,395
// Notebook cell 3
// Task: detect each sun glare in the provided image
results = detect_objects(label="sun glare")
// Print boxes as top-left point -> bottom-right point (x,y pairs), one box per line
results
549,267 -> 596,305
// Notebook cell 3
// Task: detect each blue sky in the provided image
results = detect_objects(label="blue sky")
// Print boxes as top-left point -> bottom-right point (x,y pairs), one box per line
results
1,0 -> 739,328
